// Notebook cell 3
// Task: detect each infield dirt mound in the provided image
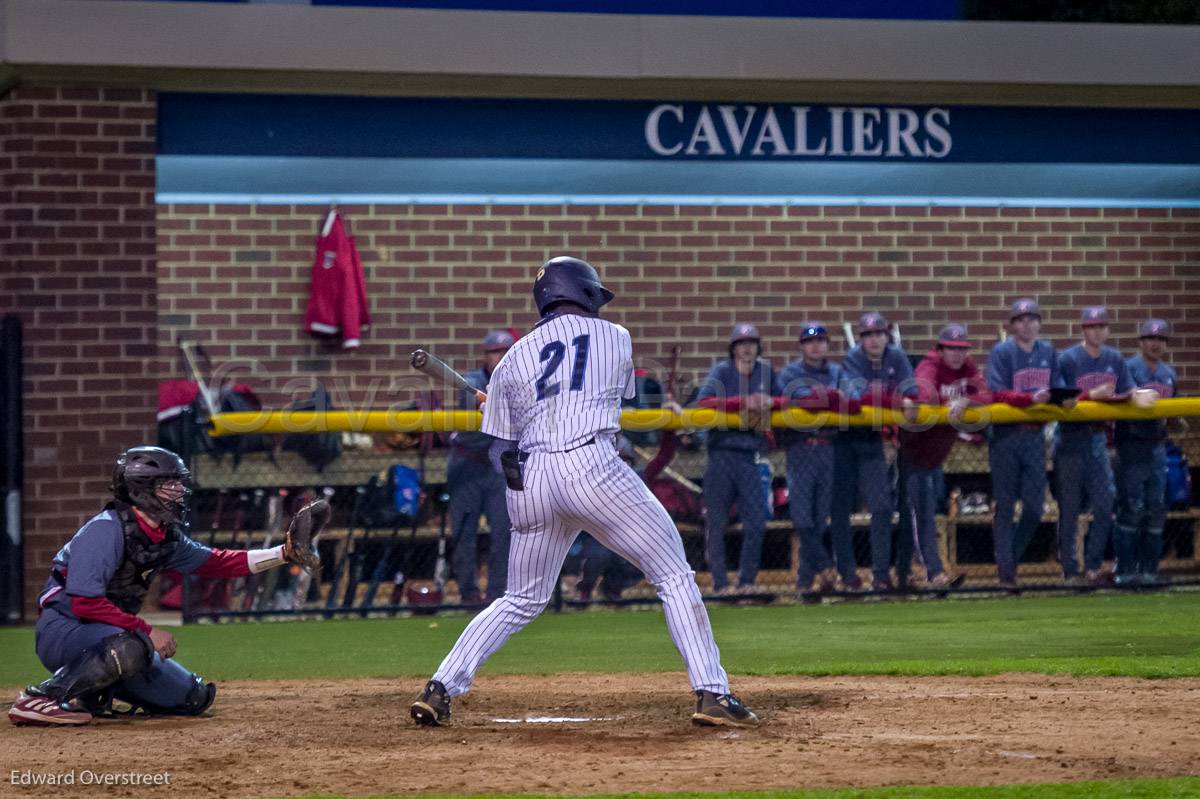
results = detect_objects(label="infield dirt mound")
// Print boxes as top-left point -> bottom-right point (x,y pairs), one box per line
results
3,673 -> 1199,798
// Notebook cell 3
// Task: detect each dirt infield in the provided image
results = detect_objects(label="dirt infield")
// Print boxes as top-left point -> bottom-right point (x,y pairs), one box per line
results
3,673 -> 1199,798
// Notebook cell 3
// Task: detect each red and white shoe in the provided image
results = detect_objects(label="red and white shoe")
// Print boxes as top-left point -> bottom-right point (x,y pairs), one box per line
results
8,691 -> 92,727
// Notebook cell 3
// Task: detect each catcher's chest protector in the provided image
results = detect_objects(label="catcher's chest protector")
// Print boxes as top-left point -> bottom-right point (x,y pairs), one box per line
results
105,503 -> 182,615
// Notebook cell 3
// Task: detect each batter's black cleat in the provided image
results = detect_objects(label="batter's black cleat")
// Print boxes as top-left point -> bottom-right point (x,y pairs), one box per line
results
410,680 -> 450,726
691,690 -> 760,728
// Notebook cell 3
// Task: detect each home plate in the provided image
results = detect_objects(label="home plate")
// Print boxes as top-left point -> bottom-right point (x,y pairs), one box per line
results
493,716 -> 615,724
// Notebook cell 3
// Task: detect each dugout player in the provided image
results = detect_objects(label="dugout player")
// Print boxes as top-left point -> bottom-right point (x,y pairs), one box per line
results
447,330 -> 515,606
9,446 -> 322,726
778,322 -> 844,593
1056,306 -> 1133,585
986,298 -> 1061,589
411,256 -> 759,728
833,312 -> 915,592
899,324 -> 1033,588
693,323 -> 780,595
1113,319 -> 1178,585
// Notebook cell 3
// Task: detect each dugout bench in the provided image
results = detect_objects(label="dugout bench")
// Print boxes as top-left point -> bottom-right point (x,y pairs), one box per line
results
185,432 -> 1200,601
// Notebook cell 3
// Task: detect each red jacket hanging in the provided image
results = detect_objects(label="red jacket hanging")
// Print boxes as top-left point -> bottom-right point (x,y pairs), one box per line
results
304,210 -> 371,349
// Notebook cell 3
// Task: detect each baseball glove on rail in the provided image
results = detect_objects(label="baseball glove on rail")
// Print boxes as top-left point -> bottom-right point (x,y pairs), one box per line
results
283,498 -> 329,571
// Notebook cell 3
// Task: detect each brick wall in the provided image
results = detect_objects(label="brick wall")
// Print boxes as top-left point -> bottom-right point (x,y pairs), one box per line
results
158,203 -> 1200,410
1,86 -> 158,610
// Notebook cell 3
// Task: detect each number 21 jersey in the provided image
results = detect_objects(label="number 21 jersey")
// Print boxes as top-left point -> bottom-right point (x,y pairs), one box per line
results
481,313 -> 636,453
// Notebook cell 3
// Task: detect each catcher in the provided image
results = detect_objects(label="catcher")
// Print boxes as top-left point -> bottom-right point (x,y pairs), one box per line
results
8,446 -> 325,726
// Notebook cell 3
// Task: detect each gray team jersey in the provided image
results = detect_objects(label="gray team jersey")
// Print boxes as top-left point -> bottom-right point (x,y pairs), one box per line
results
38,509 -> 213,617
481,312 -> 635,452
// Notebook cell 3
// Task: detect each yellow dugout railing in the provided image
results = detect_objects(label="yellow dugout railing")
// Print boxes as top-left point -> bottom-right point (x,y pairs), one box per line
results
208,398 -> 1200,437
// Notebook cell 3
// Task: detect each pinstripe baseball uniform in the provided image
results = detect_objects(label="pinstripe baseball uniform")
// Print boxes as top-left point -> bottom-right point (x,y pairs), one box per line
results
429,311 -> 730,696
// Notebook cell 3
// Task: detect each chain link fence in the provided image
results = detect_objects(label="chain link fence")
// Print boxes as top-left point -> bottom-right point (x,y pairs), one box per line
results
165,411 -> 1200,621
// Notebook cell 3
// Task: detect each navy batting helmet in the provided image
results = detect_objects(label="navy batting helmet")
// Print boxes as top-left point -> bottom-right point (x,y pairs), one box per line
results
533,256 -> 614,316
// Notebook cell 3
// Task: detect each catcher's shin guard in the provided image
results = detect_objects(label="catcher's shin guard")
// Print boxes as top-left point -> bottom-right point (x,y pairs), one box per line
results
28,630 -> 153,705
126,674 -> 216,717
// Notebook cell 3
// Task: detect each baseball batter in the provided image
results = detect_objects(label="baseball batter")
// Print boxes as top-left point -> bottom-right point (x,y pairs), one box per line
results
411,256 -> 759,729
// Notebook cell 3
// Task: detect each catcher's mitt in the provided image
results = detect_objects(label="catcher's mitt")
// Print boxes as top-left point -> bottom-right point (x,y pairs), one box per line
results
284,498 -> 329,571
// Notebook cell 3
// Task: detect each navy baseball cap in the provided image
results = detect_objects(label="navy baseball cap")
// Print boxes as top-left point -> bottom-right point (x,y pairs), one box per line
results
1080,306 -> 1109,326
729,323 -> 760,343
1139,319 -> 1170,339
799,322 -> 828,342
937,324 -> 971,348
1009,298 -> 1041,321
483,330 -> 515,351
858,312 -> 889,334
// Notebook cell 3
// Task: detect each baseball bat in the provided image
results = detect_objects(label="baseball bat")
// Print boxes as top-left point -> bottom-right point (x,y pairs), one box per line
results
433,490 -> 449,593
229,490 -> 261,611
362,486 -> 401,612
633,446 -> 702,493
213,492 -> 248,612
248,489 -> 287,612
326,484 -> 365,611
666,345 -> 681,403
188,488 -> 228,615
411,349 -> 486,403
341,493 -> 372,608
291,486 -> 333,610
178,338 -> 219,418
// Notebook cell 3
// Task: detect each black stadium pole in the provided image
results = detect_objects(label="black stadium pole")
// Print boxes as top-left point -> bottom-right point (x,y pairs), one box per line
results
1,315 -> 24,624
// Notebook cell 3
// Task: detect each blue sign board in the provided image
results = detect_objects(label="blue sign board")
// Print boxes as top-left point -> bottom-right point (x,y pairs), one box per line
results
159,94 -> 1200,165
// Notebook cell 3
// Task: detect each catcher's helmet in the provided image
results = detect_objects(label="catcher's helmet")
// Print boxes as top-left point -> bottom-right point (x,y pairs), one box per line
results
533,256 -> 614,316
112,446 -> 193,526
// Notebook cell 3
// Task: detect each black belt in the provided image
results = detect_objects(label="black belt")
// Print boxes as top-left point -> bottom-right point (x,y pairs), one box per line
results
518,436 -> 596,463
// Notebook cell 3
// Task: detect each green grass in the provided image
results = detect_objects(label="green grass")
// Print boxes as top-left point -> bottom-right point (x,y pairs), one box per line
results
289,778 -> 1200,799
4,592 -> 1200,686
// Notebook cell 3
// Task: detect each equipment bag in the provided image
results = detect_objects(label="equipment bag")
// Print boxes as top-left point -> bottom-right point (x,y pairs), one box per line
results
281,382 -> 343,472
1165,443 -> 1192,509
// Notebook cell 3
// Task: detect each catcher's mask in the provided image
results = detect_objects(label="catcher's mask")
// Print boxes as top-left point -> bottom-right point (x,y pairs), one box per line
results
112,446 -> 193,526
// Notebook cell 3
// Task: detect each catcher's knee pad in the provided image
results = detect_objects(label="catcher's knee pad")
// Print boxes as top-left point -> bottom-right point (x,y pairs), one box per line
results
31,630 -> 153,704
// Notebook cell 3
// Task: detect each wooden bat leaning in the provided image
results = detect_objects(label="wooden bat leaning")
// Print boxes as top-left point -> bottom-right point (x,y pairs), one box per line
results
410,349 -> 486,403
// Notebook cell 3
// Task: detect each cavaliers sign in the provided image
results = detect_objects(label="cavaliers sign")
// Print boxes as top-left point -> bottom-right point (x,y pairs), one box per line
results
160,94 -> 1199,164
644,104 -> 951,159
